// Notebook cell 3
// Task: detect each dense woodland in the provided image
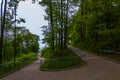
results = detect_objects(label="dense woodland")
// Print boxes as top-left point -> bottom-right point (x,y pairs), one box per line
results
0,0 -> 39,65
40,0 -> 120,55
0,0 -> 120,72
39,0 -> 120,69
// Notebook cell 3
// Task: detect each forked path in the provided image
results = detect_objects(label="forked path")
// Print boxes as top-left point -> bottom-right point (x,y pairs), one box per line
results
1,51 -> 120,80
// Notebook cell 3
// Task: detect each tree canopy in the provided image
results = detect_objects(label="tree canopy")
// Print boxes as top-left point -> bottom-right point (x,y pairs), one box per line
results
0,0 -> 39,64
40,0 -> 120,53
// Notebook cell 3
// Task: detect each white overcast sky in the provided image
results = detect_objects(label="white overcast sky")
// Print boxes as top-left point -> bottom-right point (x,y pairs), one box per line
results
17,0 -> 48,48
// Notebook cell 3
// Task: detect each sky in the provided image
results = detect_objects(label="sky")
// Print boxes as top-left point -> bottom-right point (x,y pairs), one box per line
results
17,0 -> 48,48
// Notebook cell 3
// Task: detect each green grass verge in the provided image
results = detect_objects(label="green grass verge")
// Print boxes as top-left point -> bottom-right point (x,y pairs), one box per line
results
40,48 -> 85,70
0,53 -> 37,76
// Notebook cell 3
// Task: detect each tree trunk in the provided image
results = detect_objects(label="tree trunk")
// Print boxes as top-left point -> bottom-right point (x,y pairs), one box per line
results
13,3 -> 17,64
64,0 -> 69,49
49,0 -> 54,50
0,0 -> 7,64
94,0 -> 99,47
80,0 -> 85,42
60,0 -> 63,50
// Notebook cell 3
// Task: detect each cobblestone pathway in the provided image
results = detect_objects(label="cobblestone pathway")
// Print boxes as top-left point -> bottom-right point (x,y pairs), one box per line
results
1,49 -> 120,80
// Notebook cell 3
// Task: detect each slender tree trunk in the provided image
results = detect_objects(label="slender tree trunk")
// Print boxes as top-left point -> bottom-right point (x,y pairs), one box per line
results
49,0 -> 54,50
64,0 -> 69,49
55,0 -> 59,46
1,0 -> 3,25
80,0 -> 85,42
94,0 -> 99,47
0,0 -> 7,64
13,3 -> 17,64
60,0 -> 63,50
106,0 -> 117,49
0,0 -> 3,64
58,27 -> 61,47
3,37 -> 6,62
105,0 -> 110,29
57,0 -> 61,48
94,28 -> 99,47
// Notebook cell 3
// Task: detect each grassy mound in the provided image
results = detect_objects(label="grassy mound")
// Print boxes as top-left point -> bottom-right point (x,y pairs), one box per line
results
40,48 -> 85,70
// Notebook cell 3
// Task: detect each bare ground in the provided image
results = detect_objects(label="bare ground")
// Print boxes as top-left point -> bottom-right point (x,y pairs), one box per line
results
1,52 -> 120,80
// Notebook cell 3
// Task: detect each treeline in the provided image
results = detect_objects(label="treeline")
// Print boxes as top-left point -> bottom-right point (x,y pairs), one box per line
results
0,0 -> 39,64
40,0 -> 79,51
40,0 -> 120,53
70,0 -> 120,51
40,0 -> 85,69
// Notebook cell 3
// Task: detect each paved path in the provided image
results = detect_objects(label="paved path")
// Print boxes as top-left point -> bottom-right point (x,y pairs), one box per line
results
1,50 -> 120,80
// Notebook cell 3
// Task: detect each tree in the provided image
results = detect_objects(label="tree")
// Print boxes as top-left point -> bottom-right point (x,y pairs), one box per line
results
49,0 -> 54,50
40,0 -> 81,51
64,0 -> 69,49
0,0 -> 7,64
69,0 -> 120,51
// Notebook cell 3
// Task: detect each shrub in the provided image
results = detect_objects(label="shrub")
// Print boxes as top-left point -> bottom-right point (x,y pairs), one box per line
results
98,29 -> 120,51
41,57 -> 82,70
40,48 -> 85,70
0,53 -> 37,76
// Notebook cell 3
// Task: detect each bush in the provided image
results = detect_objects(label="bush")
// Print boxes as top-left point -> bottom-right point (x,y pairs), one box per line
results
16,53 -> 36,62
98,29 -> 120,51
0,53 -> 37,76
41,57 -> 82,70
40,48 -> 85,70
41,47 -> 53,59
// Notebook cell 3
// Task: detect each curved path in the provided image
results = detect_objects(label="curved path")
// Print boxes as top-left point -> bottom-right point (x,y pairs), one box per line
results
1,49 -> 120,80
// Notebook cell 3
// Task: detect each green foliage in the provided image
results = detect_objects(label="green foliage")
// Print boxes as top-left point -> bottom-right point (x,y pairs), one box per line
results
98,29 -> 120,51
0,0 -> 39,65
41,47 -> 53,59
41,47 -> 77,59
40,0 -> 81,50
16,53 -> 36,62
69,0 -> 120,52
66,0 -> 120,63
40,48 -> 84,70
2,27 -> 39,63
41,57 -> 82,70
0,53 -> 37,76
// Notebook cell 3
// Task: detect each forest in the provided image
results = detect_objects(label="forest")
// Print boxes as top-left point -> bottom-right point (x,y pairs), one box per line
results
0,0 -> 39,75
40,0 -> 120,69
40,0 -> 120,51
0,0 -> 120,74
69,0 -> 120,51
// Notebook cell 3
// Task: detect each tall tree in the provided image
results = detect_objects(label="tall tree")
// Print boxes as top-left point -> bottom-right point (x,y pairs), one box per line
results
0,0 -> 7,64
13,1 -> 17,64
64,0 -> 69,49
49,0 -> 54,50
60,0 -> 63,50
